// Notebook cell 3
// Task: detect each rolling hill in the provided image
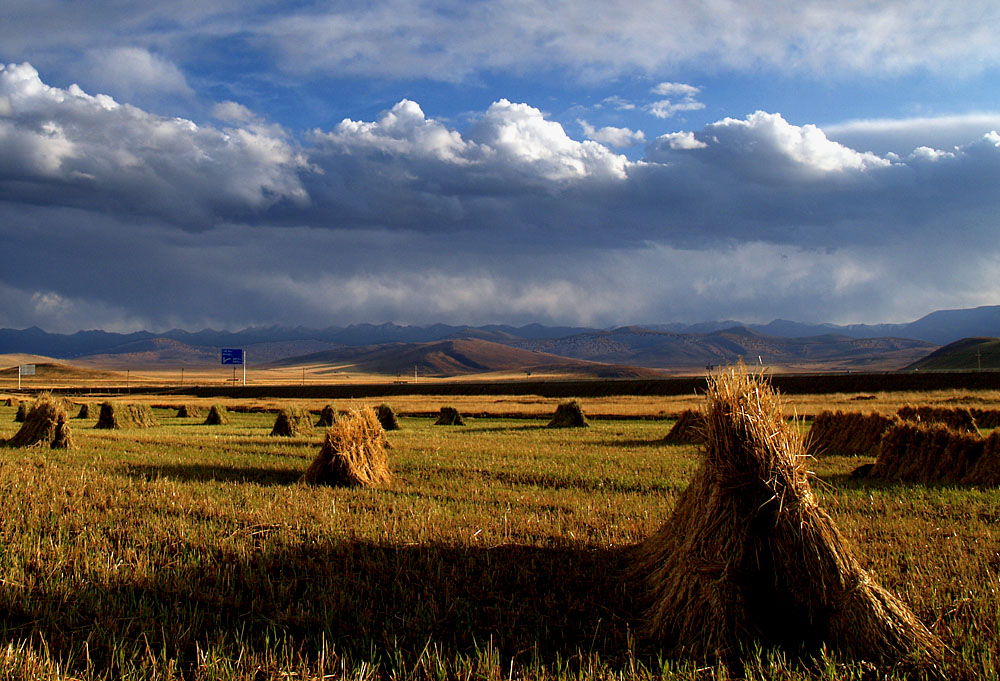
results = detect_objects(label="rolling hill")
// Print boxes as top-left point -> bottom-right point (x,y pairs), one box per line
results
905,337 -> 1000,371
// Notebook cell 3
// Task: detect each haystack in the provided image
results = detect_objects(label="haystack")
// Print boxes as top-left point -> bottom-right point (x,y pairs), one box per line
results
50,416 -> 73,449
74,403 -> 90,419
434,407 -> 465,426
867,422 -> 1000,485
14,402 -> 28,423
805,411 -> 897,457
4,397 -> 19,407
547,400 -> 588,428
375,404 -> 401,431
6,395 -> 66,447
203,404 -> 229,425
636,364 -> 948,669
897,406 -> 978,433
270,406 -> 314,437
301,407 -> 391,487
971,408 -> 1000,429
662,409 -> 705,445
94,402 -> 158,429
176,404 -> 203,418
315,404 -> 336,428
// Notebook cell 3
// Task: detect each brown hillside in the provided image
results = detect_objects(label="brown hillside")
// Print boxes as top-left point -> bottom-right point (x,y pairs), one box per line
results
269,338 -> 661,378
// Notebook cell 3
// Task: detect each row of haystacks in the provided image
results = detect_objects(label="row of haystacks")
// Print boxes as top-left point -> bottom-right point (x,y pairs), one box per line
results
861,422 -> 1000,485
805,411 -> 898,458
4,394 -> 73,449
635,364 -> 950,673
897,405 -> 978,433
662,409 -> 704,444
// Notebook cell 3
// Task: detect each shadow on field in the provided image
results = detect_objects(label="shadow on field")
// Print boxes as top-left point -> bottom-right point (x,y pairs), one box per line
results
598,437 -> 673,448
431,465 -> 677,494
123,462 -> 305,486
0,537 -> 648,674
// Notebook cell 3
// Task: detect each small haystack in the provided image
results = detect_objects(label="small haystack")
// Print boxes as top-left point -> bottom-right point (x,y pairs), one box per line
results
74,403 -> 90,419
14,402 -> 29,422
897,406 -> 978,433
315,404 -> 336,428
6,395 -> 67,447
805,410 -> 897,457
301,407 -> 391,487
4,397 -> 19,407
50,416 -> 73,449
375,404 -> 401,431
547,400 -> 589,428
204,404 -> 229,426
94,402 -> 158,429
176,404 -> 203,418
434,406 -> 465,426
662,409 -> 705,445
270,406 -> 314,437
636,364 -> 948,670
867,422 -> 1000,485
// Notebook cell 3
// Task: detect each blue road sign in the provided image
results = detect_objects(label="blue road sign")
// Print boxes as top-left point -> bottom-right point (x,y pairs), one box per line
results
221,348 -> 244,365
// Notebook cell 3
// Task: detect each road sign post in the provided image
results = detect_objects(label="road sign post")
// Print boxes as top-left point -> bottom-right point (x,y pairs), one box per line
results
221,348 -> 246,386
18,364 -> 35,390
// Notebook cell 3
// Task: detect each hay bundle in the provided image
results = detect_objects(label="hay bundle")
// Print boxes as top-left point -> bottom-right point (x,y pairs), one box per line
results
203,404 -> 229,425
176,404 -> 203,418
376,404 -> 401,431
4,397 -> 19,407
434,407 -> 465,426
6,395 -> 66,447
870,422 -> 989,484
662,409 -> 705,444
962,431 -> 1000,485
315,404 -> 336,428
74,403 -> 90,419
636,364 -> 947,669
897,406 -> 978,433
50,416 -> 73,449
805,410 -> 897,457
14,402 -> 29,422
270,406 -> 314,437
94,402 -> 158,429
547,400 -> 589,428
301,407 -> 391,487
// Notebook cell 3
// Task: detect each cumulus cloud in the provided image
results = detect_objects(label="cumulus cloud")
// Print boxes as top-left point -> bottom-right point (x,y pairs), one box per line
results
578,120 -> 645,148
647,81 -> 704,119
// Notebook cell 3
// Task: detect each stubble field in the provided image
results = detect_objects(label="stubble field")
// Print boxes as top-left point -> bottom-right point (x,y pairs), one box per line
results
0,389 -> 998,680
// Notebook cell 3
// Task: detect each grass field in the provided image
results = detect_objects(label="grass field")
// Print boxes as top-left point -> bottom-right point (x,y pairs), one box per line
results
0,394 -> 998,679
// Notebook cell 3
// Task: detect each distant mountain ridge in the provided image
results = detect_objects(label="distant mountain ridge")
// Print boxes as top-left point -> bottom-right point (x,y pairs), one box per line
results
1,304 -> 998,359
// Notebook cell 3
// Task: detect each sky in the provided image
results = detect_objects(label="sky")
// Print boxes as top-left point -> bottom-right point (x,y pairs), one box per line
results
2,1 -> 1000,334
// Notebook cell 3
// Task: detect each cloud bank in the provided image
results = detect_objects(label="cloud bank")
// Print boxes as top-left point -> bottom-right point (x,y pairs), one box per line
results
2,64 -> 1000,332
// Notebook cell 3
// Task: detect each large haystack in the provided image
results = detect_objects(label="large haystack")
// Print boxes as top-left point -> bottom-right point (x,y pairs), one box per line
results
547,400 -> 589,428
897,406 -> 978,433
74,403 -> 90,419
301,407 -> 391,487
203,404 -> 229,425
6,395 -> 67,447
270,406 -> 314,437
867,422 -> 1000,485
94,402 -> 158,429
315,404 -> 336,428
636,364 -> 948,670
805,410 -> 897,457
434,406 -> 465,426
375,404 -> 401,431
176,404 -> 203,418
662,409 -> 705,445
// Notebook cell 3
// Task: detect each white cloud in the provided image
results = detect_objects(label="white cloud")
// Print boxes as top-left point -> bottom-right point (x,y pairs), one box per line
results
647,81 -> 704,119
85,47 -> 192,98
654,131 -> 707,150
824,113 -> 1000,156
578,120 -> 645,148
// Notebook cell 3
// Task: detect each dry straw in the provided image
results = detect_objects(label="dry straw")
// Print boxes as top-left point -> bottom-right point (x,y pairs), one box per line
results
636,364 -> 948,670
897,406 -> 978,433
3,397 -> 17,407
301,407 -> 391,487
662,409 -> 705,445
868,422 -> 1000,485
315,404 -> 336,428
95,402 -> 158,429
203,404 -> 229,426
176,404 -> 203,418
74,403 -> 90,419
805,411 -> 897,457
270,406 -> 314,437
547,400 -> 589,428
376,404 -> 401,431
970,408 -> 1000,429
7,394 -> 67,447
434,406 -> 465,426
